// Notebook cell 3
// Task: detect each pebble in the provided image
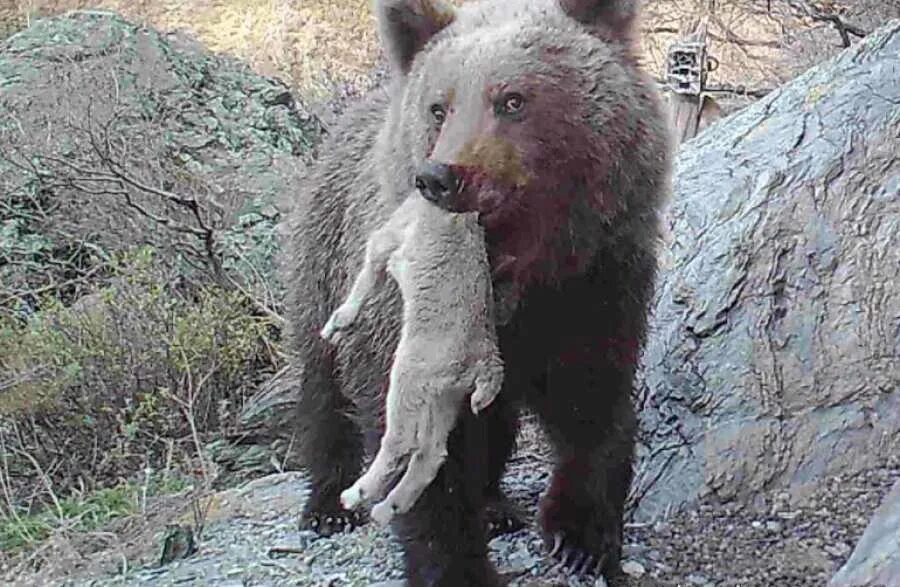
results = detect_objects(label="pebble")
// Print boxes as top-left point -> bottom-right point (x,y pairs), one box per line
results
621,560 -> 646,578
824,542 -> 851,558
14,431 -> 896,587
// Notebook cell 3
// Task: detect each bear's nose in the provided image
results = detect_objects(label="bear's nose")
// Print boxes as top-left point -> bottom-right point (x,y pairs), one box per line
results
415,161 -> 458,204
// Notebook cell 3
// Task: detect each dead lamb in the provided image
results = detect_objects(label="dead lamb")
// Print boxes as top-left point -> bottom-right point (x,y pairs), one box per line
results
320,191 -> 503,525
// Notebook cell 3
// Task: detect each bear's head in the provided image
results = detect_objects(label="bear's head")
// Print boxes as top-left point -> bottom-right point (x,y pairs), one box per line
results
376,0 -> 669,286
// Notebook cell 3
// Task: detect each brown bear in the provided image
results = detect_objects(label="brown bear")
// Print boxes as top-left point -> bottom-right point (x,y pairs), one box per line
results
279,0 -> 672,584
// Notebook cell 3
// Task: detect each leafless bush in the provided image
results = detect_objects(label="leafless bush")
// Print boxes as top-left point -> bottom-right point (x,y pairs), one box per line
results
1,104 -> 268,310
0,101 -> 282,504
640,0 -> 896,111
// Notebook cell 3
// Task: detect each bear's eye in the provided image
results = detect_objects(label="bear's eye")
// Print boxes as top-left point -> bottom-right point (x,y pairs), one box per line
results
498,93 -> 525,116
430,104 -> 447,126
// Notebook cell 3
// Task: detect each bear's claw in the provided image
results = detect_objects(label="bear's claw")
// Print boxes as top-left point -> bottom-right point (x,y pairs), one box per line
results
545,531 -> 608,578
299,507 -> 366,537
484,494 -> 526,539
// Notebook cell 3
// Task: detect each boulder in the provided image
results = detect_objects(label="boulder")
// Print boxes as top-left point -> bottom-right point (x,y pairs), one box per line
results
634,21 -> 900,519
830,478 -> 900,586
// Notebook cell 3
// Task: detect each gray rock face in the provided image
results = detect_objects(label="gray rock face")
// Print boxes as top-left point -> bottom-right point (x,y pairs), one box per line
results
830,478 -> 900,586
634,21 -> 900,520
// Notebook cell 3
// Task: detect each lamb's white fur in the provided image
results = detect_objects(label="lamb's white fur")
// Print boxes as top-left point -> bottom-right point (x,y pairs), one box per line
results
320,192 -> 503,525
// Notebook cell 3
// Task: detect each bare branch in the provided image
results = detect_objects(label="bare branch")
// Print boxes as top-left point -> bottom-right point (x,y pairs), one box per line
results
786,0 -> 869,47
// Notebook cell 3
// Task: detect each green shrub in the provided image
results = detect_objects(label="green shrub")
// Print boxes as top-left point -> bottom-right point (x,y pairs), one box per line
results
0,473 -> 190,554
0,247 -> 278,506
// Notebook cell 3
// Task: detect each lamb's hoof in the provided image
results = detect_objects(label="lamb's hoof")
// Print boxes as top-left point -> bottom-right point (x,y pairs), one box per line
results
321,307 -> 357,343
340,485 -> 365,510
320,321 -> 342,344
371,500 -> 399,526
470,389 -> 499,415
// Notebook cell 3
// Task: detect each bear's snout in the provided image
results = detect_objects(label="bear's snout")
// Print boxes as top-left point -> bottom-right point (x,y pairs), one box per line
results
415,161 -> 459,208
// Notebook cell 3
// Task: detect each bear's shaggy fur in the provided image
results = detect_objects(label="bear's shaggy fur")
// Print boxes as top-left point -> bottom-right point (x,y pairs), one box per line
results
319,193 -> 503,527
280,0 -> 671,584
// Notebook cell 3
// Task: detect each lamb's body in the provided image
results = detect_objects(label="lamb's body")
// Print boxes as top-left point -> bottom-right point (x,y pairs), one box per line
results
320,193 -> 502,525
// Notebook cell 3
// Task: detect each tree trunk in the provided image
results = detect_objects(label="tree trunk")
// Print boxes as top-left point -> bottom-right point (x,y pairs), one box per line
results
634,21 -> 900,521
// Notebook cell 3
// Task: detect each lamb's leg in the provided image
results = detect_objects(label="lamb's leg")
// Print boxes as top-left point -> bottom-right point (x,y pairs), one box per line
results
370,398 -> 455,525
320,226 -> 399,343
340,428 -> 409,510
340,364 -> 417,510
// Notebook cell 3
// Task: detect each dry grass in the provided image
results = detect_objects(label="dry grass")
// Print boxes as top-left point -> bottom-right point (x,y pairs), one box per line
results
12,0 -> 381,99
11,0 -> 867,102
11,0 -> 853,107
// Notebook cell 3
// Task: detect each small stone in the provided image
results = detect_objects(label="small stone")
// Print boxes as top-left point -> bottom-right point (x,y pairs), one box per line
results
593,576 -> 609,587
622,560 -> 646,578
654,561 -> 674,573
751,494 -> 767,512
824,542 -> 851,558
751,520 -> 763,529
777,510 -> 802,520
622,543 -> 647,558
296,530 -> 318,545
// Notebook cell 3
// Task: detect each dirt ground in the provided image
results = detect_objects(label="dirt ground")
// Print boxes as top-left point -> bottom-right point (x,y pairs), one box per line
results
5,417 -> 896,586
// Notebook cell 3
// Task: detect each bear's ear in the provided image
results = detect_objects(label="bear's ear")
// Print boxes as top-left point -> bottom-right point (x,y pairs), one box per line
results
374,0 -> 456,75
558,0 -> 638,32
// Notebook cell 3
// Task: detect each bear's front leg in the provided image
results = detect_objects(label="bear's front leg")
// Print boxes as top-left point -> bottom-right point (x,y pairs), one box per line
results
295,347 -> 368,537
529,363 -> 636,580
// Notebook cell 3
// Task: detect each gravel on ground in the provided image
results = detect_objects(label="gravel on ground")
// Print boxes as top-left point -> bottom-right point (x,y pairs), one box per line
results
14,418 -> 895,587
